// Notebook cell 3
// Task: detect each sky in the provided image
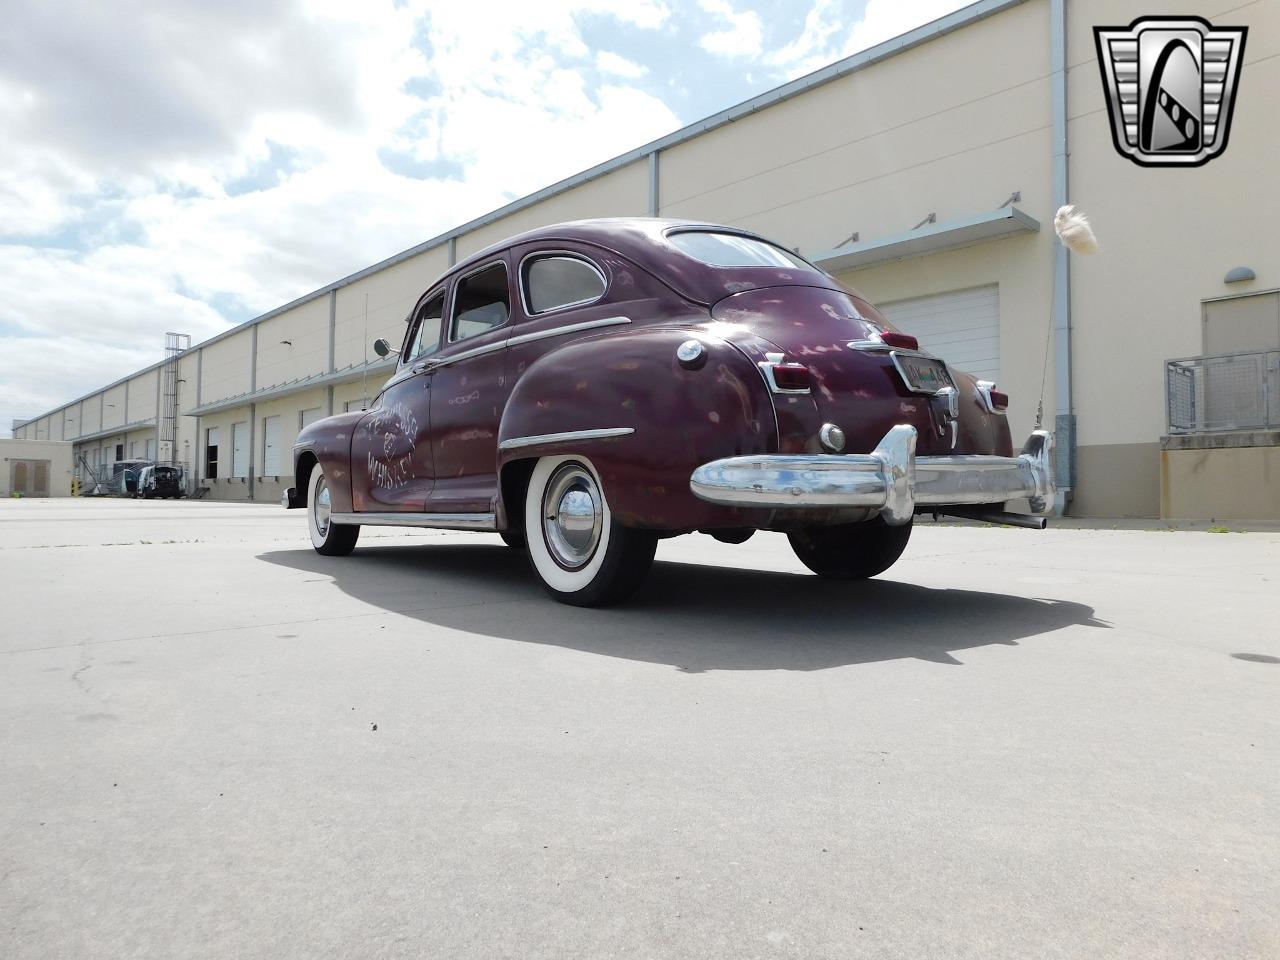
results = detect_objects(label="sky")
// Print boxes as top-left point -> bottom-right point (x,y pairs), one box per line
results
0,0 -> 972,436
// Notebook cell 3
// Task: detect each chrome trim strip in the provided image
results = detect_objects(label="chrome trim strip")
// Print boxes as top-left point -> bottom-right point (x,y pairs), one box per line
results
424,338 -> 507,370
498,427 -> 635,451
330,512 -> 497,531
403,316 -> 633,375
690,425 -> 1056,521
846,339 -> 891,352
505,316 -> 631,348
975,379 -> 1006,415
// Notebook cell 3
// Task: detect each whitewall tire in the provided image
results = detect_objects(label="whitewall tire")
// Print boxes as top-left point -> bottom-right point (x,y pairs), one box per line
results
523,455 -> 656,606
308,465 -> 359,556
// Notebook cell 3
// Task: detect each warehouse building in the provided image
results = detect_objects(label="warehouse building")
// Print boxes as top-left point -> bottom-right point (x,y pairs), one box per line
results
13,0 -> 1280,518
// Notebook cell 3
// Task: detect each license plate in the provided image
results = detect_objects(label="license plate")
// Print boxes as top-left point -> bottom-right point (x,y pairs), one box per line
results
891,352 -> 953,394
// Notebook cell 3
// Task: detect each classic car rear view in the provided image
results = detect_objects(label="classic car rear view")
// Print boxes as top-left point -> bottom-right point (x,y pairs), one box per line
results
284,218 -> 1054,606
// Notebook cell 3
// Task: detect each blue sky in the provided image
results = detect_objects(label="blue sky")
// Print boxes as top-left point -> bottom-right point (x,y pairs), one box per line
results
0,0 -> 970,435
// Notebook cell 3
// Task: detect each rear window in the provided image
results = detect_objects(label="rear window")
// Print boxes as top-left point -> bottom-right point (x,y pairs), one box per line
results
668,231 -> 809,269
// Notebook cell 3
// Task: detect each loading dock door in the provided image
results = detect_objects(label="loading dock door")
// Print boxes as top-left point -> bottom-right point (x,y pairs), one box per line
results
231,422 -> 248,479
262,415 -> 282,476
10,460 -> 51,497
877,285 -> 1000,382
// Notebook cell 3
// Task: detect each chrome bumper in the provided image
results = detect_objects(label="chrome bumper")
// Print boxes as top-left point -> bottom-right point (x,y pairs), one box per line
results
689,425 -> 1055,525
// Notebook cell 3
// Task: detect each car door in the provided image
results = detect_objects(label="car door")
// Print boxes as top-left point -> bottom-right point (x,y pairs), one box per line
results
349,288 -> 445,512
426,257 -> 514,515
504,243 -> 621,390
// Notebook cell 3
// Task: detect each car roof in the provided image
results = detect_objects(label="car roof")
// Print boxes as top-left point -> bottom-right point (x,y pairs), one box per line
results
434,217 -> 833,308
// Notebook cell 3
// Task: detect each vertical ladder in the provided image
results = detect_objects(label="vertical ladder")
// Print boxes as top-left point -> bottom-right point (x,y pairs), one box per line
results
160,332 -> 191,466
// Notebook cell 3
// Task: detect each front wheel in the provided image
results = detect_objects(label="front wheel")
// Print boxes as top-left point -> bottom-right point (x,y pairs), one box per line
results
524,455 -> 656,606
308,466 -> 359,556
788,517 -> 912,580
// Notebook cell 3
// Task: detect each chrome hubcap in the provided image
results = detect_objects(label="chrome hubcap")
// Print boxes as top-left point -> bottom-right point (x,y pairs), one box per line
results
542,463 -> 603,570
315,477 -> 331,536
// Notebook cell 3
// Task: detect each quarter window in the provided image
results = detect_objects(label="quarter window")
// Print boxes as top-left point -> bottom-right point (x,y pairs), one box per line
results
450,263 -> 510,342
523,255 -> 606,314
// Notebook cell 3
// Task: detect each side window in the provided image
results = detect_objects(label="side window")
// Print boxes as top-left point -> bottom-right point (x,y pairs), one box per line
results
408,292 -> 445,359
450,262 -> 510,342
523,255 -> 606,314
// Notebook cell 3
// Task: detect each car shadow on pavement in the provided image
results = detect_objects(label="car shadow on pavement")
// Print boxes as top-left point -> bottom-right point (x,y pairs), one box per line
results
259,542 -> 1108,672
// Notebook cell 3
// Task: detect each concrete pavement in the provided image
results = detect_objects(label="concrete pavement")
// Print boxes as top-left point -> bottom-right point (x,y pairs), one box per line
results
1,498 -> 1277,958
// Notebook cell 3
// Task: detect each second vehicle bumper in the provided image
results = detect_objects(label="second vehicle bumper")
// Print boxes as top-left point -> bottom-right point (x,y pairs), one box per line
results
689,425 -> 1055,525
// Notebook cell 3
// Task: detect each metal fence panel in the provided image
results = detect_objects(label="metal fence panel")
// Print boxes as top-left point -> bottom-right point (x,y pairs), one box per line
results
1166,350 -> 1279,434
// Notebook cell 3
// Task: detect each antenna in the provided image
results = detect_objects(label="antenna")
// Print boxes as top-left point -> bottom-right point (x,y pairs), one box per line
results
361,293 -> 369,409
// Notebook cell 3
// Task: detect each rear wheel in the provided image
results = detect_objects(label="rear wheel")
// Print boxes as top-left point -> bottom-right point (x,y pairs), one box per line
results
524,455 -> 656,606
788,517 -> 912,580
308,466 -> 359,556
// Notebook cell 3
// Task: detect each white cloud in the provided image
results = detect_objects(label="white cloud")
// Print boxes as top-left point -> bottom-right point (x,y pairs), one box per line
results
596,50 -> 648,78
612,0 -> 670,30
698,0 -> 764,58
838,0 -> 971,57
0,0 -> 975,433
0,0 -> 682,432
768,0 -> 971,76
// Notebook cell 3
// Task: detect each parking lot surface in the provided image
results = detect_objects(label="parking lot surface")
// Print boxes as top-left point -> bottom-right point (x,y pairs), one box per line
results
2,498 -> 1277,959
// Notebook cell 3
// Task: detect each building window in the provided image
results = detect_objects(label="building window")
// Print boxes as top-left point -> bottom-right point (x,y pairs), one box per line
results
450,262 -> 509,342
115,443 -> 124,462
343,398 -> 369,413
522,256 -> 606,314
206,427 -> 220,479
146,438 -> 156,461
262,415 -> 282,476
231,422 -> 248,479
300,407 -> 322,429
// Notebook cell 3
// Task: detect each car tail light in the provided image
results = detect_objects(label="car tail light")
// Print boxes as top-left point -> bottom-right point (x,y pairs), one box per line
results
879,331 -> 919,351
759,354 -> 811,394
771,363 -> 811,390
976,380 -> 1008,414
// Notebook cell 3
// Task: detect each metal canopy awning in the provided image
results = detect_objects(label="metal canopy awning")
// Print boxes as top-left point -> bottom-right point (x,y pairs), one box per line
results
68,419 -> 157,445
810,207 -> 1041,273
187,358 -> 396,418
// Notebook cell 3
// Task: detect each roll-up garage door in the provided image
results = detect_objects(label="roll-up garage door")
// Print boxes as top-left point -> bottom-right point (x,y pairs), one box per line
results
877,285 -> 1000,382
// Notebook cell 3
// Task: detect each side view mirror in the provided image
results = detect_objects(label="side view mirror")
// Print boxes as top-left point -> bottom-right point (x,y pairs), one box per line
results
373,338 -> 399,358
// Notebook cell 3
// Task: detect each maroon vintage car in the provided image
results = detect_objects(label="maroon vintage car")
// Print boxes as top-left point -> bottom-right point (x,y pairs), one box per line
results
285,218 -> 1053,605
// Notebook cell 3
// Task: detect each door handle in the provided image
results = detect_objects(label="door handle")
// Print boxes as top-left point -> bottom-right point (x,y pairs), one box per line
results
411,360 -> 436,375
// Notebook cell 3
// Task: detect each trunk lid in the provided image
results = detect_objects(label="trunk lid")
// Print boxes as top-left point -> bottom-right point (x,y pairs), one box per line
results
707,285 -> 954,456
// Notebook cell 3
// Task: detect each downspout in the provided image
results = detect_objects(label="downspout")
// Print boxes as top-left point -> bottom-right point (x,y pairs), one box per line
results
648,151 -> 660,216
1050,0 -> 1074,512
249,324 -> 257,501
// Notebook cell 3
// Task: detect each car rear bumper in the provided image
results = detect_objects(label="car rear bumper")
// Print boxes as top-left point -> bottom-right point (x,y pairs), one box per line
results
689,425 -> 1055,525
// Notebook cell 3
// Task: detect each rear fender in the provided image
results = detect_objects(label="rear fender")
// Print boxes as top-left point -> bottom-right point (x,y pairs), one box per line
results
497,328 -> 776,531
